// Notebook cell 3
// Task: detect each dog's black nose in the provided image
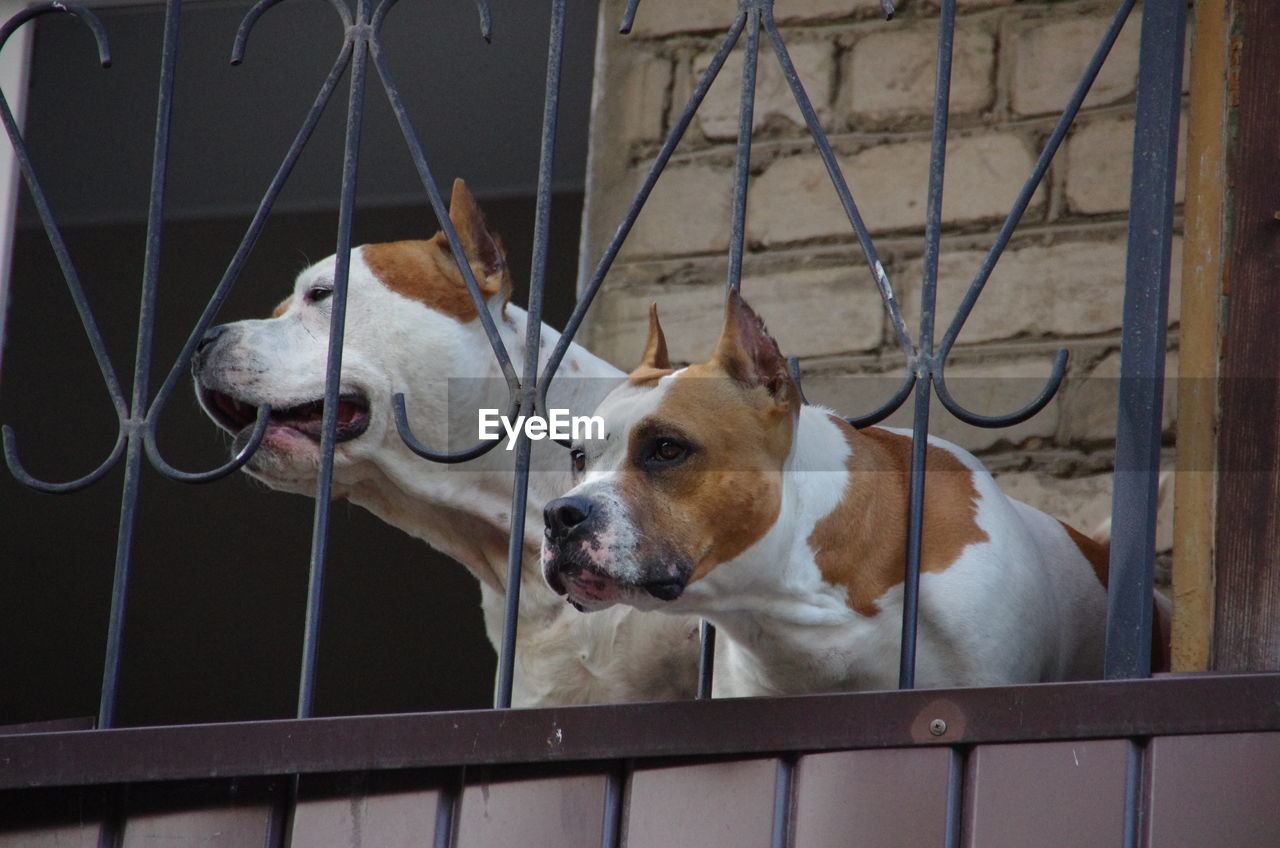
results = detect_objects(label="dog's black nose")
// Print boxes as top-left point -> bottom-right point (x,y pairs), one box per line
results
192,325 -> 227,374
545,496 -> 594,541
197,324 -> 227,354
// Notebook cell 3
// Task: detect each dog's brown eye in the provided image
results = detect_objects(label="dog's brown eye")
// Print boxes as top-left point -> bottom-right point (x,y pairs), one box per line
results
651,438 -> 686,464
306,285 -> 333,304
570,448 -> 586,474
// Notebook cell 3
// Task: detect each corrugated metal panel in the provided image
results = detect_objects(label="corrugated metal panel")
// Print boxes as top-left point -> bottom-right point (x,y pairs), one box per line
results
120,805 -> 274,846
291,789 -> 441,848
964,740 -> 1128,847
624,759 -> 777,848
1146,732 -> 1280,847
0,823 -> 104,848
454,772 -> 607,848
792,747 -> 950,848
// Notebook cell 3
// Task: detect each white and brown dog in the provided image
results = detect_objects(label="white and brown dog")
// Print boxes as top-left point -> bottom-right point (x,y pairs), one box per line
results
543,291 -> 1171,696
192,180 -> 699,706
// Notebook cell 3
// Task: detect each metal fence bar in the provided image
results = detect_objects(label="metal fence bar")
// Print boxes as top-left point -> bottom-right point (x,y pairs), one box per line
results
897,0 -> 958,690
769,756 -> 795,848
1120,739 -> 1147,848
295,0 -> 373,719
696,621 -> 716,699
433,769 -> 463,848
726,3 -> 760,293
493,0 -> 568,710
0,4 -> 126,496
1104,0 -> 1186,680
599,767 -> 625,848
100,0 -> 181,730
942,746 -> 965,848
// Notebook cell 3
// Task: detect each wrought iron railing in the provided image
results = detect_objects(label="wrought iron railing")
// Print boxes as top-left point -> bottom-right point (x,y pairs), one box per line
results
0,0 -> 1189,844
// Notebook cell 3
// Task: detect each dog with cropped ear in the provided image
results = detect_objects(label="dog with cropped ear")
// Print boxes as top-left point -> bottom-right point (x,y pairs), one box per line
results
193,179 -> 701,706
543,290 -> 1170,696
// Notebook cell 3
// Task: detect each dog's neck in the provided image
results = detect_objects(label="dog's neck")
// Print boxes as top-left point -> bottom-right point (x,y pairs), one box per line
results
347,303 -> 622,620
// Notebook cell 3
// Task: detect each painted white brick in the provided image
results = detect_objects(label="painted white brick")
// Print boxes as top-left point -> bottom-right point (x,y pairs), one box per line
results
845,21 -> 995,121
900,238 -> 1124,344
610,49 -> 674,147
748,132 -> 1041,244
586,265 -> 884,368
695,41 -> 834,140
620,162 -> 735,258
1062,347 -> 1180,445
1009,12 -> 1141,117
623,0 -> 884,38
899,234 -> 1182,345
1065,114 -> 1188,215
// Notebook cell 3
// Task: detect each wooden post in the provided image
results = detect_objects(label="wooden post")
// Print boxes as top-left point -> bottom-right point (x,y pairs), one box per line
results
1171,0 -> 1233,670
1212,0 -> 1280,671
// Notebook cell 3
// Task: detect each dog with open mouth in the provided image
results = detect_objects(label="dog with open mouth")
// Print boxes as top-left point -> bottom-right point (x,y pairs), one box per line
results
193,180 -> 700,706
542,291 -> 1171,696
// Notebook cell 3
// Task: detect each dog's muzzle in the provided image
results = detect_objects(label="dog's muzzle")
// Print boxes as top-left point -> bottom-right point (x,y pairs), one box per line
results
192,323 -> 371,444
542,496 -> 688,605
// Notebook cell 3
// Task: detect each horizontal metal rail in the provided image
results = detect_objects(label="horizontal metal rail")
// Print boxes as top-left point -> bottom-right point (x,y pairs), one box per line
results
0,674 -> 1275,792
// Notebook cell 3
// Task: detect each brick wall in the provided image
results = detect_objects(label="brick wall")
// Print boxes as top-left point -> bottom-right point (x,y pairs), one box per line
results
577,0 -> 1184,569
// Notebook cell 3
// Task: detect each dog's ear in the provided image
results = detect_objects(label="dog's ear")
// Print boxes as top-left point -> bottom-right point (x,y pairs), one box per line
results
640,303 -> 671,370
433,178 -> 513,304
712,289 -> 797,408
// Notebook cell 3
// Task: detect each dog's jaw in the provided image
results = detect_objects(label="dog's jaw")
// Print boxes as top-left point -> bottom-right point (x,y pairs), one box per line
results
199,387 -> 373,445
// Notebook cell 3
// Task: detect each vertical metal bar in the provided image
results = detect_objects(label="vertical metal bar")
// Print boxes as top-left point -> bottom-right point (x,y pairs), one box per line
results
1120,740 -> 1147,848
495,434 -> 533,708
98,0 -> 181,730
726,3 -> 759,293
600,767 -> 625,848
769,756 -> 795,848
942,747 -> 966,848
901,0 -> 956,691
900,384 -> 931,690
494,0 -> 567,709
696,620 -> 716,699
297,10 -> 370,719
1105,0 -> 1186,680
95,791 -> 122,848
433,769 -> 463,848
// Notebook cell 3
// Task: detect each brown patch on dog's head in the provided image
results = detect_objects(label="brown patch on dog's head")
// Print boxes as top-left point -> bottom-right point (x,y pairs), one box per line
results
628,303 -> 675,388
363,179 -> 512,322
808,422 -> 989,616
270,294 -> 295,318
612,292 -> 800,586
